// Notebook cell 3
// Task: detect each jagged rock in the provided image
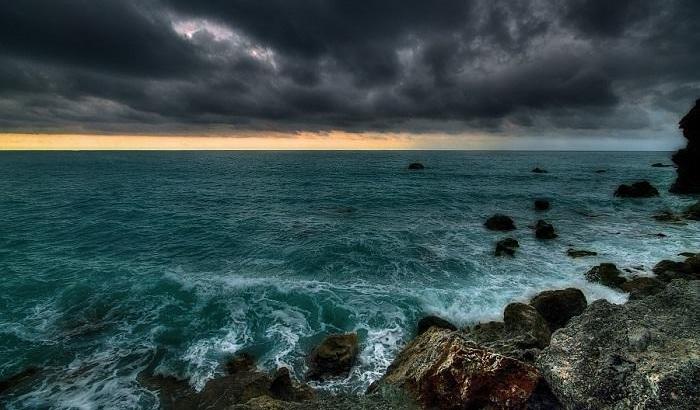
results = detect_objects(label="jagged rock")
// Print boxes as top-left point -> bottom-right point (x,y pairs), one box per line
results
534,220 -> 557,239
504,303 -> 551,349
408,162 -> 424,170
537,280 -> 700,410
306,333 -> 359,380
585,263 -> 626,289
532,167 -> 548,173
566,249 -> 597,258
416,316 -> 457,335
139,354 -> 314,410
495,237 -> 519,256
671,99 -> 700,194
369,327 -> 541,409
684,201 -> 700,220
485,214 -> 516,231
620,277 -> 666,300
534,199 -> 550,211
530,288 -> 587,331
614,181 -> 660,198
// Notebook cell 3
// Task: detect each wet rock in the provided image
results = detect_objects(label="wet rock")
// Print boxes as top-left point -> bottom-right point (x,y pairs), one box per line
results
585,263 -> 626,289
484,214 -> 516,231
684,201 -> 700,220
671,99 -> 700,194
370,327 -> 541,409
306,333 -> 359,380
227,352 -> 257,374
595,169 -> 607,173
614,181 -> 660,198
566,248 -> 597,258
537,280 -> 700,410
407,162 -> 424,170
620,277 -> 666,300
503,303 -> 551,349
534,220 -> 557,239
679,252 -> 698,257
532,167 -> 548,173
653,210 -> 683,222
652,259 -> 699,282
416,315 -> 457,335
269,368 -> 314,402
534,199 -> 550,211
0,367 -> 40,395
651,162 -> 673,167
495,237 -> 519,257
529,288 -> 587,331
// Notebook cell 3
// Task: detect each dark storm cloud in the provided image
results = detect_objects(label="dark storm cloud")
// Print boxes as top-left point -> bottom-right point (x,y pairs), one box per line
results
0,0 -> 698,134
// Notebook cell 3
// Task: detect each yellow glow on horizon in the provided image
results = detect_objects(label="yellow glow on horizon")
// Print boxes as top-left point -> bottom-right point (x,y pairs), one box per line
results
0,132 -> 502,150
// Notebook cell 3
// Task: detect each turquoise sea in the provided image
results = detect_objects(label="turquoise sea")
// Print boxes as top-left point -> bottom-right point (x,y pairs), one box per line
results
1,151 -> 699,409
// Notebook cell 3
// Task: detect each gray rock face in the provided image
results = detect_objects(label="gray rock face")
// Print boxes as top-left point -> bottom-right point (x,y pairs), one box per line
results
537,280 -> 700,410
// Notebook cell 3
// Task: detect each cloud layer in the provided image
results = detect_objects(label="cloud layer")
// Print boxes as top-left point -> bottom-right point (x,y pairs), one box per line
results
0,0 -> 698,137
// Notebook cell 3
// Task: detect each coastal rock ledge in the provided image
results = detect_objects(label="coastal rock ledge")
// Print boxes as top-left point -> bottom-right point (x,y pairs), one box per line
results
537,279 -> 700,410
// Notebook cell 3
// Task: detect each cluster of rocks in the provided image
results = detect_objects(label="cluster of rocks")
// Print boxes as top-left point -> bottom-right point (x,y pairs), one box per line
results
671,99 -> 700,194
486,205 -> 558,256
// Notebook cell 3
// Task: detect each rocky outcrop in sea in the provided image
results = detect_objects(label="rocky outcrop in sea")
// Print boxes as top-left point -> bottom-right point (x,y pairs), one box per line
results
671,99 -> 700,194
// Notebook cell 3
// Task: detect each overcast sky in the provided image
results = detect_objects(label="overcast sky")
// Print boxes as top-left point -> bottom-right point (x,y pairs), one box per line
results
1,0 -> 699,149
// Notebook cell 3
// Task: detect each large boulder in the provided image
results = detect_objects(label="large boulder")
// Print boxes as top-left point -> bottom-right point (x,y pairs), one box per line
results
416,316 -> 457,335
537,280 -> 700,409
503,303 -> 551,349
614,181 -> 660,198
369,327 -> 541,409
306,333 -> 359,380
534,220 -> 557,239
495,237 -> 519,256
585,263 -> 626,289
485,214 -> 516,231
671,99 -> 700,194
529,288 -> 587,331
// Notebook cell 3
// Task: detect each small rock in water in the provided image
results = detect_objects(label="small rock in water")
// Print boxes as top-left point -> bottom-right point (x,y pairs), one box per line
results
530,288 -> 587,331
495,237 -> 519,256
585,263 -> 626,289
614,180 -> 659,197
566,248 -> 597,258
594,169 -> 607,173
306,333 -> 359,380
484,214 -> 516,231
651,162 -> 673,167
534,220 -> 557,239
534,199 -> 550,211
407,162 -> 424,170
532,167 -> 548,173
416,315 -> 457,335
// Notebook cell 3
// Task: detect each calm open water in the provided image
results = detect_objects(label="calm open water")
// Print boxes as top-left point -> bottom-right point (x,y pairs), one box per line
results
1,151 -> 698,409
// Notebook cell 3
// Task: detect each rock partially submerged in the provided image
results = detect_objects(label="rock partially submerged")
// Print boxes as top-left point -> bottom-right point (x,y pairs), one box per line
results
671,99 -> 700,194
652,258 -> 700,282
532,167 -> 548,173
585,263 -> 626,289
566,248 -> 597,258
495,237 -> 519,256
306,333 -> 359,380
534,199 -> 550,211
534,220 -> 557,239
614,181 -> 660,198
620,277 -> 666,300
651,162 -> 673,167
685,201 -> 700,220
485,214 -> 516,231
529,288 -> 587,331
407,162 -> 425,170
653,210 -> 683,222
369,327 -> 541,409
537,280 -> 700,409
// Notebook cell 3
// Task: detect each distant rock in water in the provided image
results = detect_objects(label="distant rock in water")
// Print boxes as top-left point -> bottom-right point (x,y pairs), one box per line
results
566,248 -> 597,258
534,220 -> 557,239
484,214 -> 516,231
614,181 -> 659,198
651,162 -> 673,168
594,169 -> 607,173
585,263 -> 626,289
532,167 -> 548,173
416,315 -> 457,335
671,99 -> 700,194
407,162 -> 424,170
537,280 -> 700,409
530,288 -> 587,331
534,199 -> 550,211
495,237 -> 519,256
306,333 -> 359,380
